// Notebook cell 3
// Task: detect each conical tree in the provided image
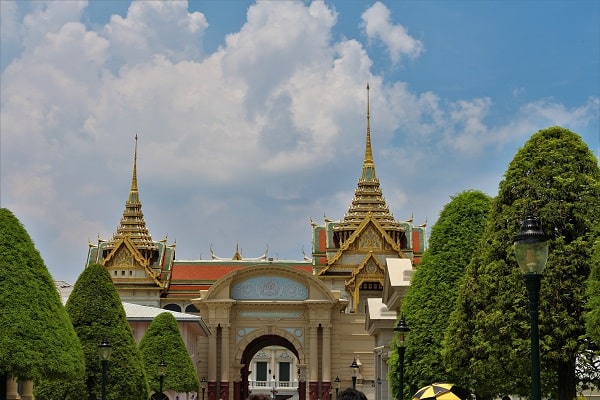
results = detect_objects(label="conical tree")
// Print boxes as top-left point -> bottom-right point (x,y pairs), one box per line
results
0,208 -> 84,392
389,190 -> 491,398
444,126 -> 600,399
139,312 -> 200,396
586,237 -> 600,345
65,263 -> 149,400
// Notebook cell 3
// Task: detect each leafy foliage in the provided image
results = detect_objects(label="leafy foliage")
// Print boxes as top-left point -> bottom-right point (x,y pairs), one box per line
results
0,208 -> 84,383
139,312 -> 200,394
443,127 -> 600,399
586,237 -> 600,345
56,263 -> 149,400
388,191 -> 491,398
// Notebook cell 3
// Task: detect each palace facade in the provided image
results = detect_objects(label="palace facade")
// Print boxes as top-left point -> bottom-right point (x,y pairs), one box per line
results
86,86 -> 425,400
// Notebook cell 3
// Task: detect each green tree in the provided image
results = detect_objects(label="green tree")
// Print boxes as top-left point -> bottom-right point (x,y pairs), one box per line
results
444,126 -> 600,399
389,191 -> 491,397
139,312 -> 200,395
586,237 -> 600,345
0,208 -> 84,392
63,263 -> 149,400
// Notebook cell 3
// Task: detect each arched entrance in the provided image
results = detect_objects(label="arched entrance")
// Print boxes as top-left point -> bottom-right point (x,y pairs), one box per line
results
239,334 -> 302,400
193,264 -> 347,400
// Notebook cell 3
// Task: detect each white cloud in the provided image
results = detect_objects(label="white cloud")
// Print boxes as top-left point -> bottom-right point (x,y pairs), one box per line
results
360,1 -> 423,64
0,1 -> 597,281
104,1 -> 208,67
22,1 -> 87,52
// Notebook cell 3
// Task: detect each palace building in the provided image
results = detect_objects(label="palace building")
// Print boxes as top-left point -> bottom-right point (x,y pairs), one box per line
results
86,85 -> 425,400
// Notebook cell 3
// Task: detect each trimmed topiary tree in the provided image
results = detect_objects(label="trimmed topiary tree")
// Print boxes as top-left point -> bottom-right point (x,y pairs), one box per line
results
444,126 -> 600,399
0,208 -> 85,393
139,312 -> 200,395
389,190 -> 491,398
586,237 -> 600,345
65,263 -> 149,400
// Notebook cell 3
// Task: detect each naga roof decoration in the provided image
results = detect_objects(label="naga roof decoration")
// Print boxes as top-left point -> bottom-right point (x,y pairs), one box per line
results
210,243 -> 269,261
334,84 -> 404,236
105,135 -> 157,252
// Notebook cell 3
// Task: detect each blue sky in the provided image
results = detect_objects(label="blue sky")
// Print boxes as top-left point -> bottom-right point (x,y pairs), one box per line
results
1,0 -> 598,282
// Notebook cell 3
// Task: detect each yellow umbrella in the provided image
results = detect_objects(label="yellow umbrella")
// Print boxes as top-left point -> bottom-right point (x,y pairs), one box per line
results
412,383 -> 470,400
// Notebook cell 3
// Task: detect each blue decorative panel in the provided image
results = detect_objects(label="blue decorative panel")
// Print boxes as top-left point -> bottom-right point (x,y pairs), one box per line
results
231,276 -> 308,300
237,327 -> 256,343
284,327 -> 304,345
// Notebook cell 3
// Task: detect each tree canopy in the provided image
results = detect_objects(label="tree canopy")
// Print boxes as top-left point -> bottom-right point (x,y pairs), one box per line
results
0,208 -> 84,384
139,312 -> 200,394
586,237 -> 600,345
392,190 -> 491,397
444,126 -> 600,399
63,263 -> 148,400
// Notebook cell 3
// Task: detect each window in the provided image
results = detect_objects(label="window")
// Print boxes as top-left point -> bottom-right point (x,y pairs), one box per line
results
185,304 -> 199,313
163,304 -> 182,312
279,362 -> 290,382
256,362 -> 268,382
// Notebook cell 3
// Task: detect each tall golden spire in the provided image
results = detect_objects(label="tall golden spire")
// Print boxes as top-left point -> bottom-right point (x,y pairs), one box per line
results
364,83 -> 374,173
131,134 -> 138,193
106,136 -> 157,253
335,84 -> 402,233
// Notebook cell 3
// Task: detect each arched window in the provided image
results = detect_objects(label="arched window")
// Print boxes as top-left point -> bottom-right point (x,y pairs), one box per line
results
185,304 -> 199,313
163,304 -> 181,312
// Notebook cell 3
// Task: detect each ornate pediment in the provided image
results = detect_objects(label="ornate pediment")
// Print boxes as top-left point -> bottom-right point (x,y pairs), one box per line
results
103,236 -> 164,288
345,252 -> 385,289
318,215 -> 402,276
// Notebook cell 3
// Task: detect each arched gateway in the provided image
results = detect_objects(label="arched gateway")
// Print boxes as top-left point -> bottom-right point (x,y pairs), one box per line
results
192,264 -> 346,400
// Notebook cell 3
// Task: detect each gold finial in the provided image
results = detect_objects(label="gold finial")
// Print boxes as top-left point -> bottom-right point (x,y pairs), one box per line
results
365,83 -> 373,165
131,134 -> 138,193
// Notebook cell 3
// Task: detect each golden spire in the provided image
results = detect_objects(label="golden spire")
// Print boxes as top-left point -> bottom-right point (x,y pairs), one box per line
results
335,84 -> 401,233
364,83 -> 374,168
361,83 -> 376,182
106,136 -> 157,252
131,134 -> 138,193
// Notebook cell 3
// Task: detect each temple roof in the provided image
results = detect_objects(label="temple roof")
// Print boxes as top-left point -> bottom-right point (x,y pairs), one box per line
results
105,136 -> 157,251
335,84 -> 403,233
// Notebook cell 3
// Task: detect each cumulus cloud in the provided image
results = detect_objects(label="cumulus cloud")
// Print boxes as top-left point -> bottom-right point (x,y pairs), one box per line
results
0,0 -> 597,281
104,1 -> 208,67
360,1 -> 423,64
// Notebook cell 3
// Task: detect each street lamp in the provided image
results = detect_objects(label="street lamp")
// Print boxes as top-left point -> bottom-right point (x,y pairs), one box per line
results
271,373 -> 278,400
98,337 -> 112,400
158,360 -> 167,398
334,376 -> 340,399
201,377 -> 207,400
394,317 -> 410,400
349,358 -> 359,389
514,214 -> 549,400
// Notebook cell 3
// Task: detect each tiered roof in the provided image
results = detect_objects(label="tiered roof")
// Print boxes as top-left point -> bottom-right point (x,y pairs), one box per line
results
105,135 -> 157,252
334,84 -> 404,235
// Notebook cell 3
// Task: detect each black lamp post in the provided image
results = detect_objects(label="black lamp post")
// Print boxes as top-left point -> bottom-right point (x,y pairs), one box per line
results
349,358 -> 359,389
394,317 -> 410,400
98,337 -> 112,400
514,215 -> 549,400
334,376 -> 340,399
158,360 -> 167,398
201,376 -> 207,400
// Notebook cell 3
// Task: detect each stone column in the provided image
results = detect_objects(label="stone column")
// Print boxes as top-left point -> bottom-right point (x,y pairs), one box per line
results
208,324 -> 218,400
308,325 -> 318,382
20,380 -> 34,400
322,323 -> 331,382
221,324 -> 230,400
6,377 -> 19,400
